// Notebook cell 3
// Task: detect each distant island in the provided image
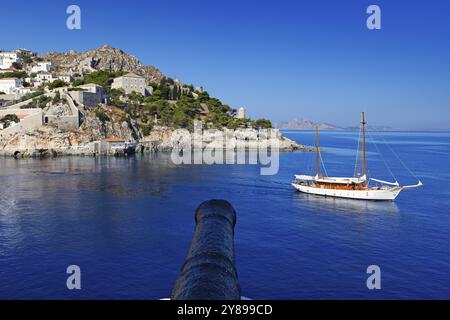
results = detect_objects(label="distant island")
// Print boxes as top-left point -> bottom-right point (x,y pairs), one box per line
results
275,118 -> 392,131
0,45 -> 303,157
275,119 -> 340,131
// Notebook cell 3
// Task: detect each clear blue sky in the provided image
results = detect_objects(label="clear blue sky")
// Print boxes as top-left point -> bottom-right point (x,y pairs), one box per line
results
1,0 -> 449,130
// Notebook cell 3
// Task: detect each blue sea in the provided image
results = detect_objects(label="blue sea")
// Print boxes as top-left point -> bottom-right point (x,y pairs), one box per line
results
0,131 -> 449,299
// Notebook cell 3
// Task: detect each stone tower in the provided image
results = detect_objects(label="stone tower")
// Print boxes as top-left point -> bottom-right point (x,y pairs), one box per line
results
237,107 -> 246,119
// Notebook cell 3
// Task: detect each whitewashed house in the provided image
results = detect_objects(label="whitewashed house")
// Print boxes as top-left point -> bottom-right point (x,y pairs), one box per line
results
57,75 -> 72,83
15,48 -> 34,56
0,78 -> 23,94
35,73 -> 55,84
0,51 -> 19,69
17,87 -> 34,95
31,62 -> 53,73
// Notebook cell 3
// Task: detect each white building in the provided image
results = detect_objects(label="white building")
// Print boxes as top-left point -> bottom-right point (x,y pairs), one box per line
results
77,83 -> 103,94
97,137 -> 128,154
111,73 -> 150,95
237,107 -> 246,119
24,77 -> 35,86
15,49 -> 35,57
35,73 -> 55,84
0,78 -> 23,94
0,51 -> 19,69
31,62 -> 53,73
57,75 -> 72,83
17,87 -> 34,95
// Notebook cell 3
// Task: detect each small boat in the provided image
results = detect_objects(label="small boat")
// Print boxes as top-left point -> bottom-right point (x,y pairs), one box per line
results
291,112 -> 422,201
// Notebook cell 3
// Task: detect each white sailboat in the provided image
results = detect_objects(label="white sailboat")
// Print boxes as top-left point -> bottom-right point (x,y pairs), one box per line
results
291,112 -> 422,201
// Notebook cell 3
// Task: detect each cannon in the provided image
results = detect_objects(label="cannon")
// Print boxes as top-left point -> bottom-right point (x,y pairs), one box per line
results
171,200 -> 242,300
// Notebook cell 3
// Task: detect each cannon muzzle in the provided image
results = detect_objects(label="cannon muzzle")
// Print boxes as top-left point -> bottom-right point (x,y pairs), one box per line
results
171,200 -> 241,300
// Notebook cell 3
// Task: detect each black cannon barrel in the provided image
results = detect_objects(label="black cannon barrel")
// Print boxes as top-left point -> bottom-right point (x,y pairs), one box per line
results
171,200 -> 241,300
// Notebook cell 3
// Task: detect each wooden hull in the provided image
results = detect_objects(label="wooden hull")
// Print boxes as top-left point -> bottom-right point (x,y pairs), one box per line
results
291,183 -> 402,201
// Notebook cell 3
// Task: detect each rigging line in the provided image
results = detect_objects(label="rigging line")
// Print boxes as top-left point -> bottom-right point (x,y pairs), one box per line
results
367,130 -> 397,182
375,131 -> 421,181
319,151 -> 328,177
306,136 -> 314,175
306,148 -> 313,175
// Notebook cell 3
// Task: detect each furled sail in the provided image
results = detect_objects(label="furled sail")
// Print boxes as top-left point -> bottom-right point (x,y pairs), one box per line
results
401,181 -> 423,189
370,178 -> 399,186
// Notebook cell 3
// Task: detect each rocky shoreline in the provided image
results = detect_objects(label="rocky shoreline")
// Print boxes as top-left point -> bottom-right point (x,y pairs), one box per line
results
0,125 -> 311,159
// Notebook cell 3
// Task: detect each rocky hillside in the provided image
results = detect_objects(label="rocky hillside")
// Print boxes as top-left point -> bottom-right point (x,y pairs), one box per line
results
43,45 -> 164,82
0,105 -> 141,157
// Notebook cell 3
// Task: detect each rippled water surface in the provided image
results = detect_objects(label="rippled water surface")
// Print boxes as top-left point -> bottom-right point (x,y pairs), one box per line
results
0,131 -> 449,299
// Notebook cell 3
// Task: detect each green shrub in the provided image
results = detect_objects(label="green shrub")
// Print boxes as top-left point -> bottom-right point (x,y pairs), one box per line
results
141,124 -> 153,136
95,108 -> 110,123
48,79 -> 68,90
0,114 -> 20,128
20,89 -> 44,102
0,71 -> 27,79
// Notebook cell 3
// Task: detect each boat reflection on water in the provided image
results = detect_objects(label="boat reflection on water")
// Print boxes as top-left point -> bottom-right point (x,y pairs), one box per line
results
292,191 -> 400,215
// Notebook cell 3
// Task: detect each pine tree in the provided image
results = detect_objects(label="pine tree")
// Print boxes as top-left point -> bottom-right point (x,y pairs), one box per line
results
172,85 -> 179,101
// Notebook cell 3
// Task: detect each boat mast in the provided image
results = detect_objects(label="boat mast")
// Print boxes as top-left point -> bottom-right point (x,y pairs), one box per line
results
316,126 -> 319,177
362,112 -> 367,187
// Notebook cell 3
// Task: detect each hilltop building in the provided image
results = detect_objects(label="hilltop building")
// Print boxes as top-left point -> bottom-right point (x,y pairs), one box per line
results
237,107 -> 246,119
31,62 -> 53,73
111,73 -> 151,95
0,51 -> 19,69
15,49 -> 35,57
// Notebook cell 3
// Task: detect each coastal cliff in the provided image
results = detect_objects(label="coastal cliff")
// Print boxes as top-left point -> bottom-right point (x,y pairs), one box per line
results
0,120 -> 302,158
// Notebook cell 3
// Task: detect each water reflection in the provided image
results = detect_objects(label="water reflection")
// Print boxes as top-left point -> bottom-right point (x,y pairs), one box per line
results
292,191 -> 400,215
